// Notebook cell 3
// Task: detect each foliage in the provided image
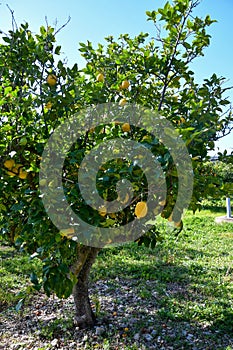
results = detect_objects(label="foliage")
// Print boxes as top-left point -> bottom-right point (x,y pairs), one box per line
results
0,0 -> 232,305
213,161 -> 233,184
200,161 -> 233,199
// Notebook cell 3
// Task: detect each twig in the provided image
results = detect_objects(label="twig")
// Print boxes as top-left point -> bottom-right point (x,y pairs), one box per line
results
6,4 -> 18,32
54,16 -> 71,36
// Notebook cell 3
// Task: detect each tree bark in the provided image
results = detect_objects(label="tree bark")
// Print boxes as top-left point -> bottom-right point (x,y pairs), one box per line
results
71,245 -> 100,329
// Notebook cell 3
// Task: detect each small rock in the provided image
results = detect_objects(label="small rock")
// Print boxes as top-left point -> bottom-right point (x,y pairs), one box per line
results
128,317 -> 138,325
134,333 -> 140,341
144,334 -> 153,342
51,338 -> 58,347
151,329 -> 157,336
95,326 -> 105,336
187,333 -> 194,340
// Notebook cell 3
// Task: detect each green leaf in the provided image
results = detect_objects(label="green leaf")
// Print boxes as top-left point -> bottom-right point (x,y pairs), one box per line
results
15,298 -> 25,312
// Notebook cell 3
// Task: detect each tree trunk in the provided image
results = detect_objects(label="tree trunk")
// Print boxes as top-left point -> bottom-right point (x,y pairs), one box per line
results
71,246 -> 100,329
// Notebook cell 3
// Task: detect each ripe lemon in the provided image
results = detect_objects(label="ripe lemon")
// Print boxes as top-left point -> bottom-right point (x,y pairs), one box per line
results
11,164 -> 23,172
60,227 -> 75,238
96,73 -> 104,82
7,170 -> 17,177
47,74 -> 57,86
120,80 -> 130,89
158,199 -> 166,206
99,205 -> 107,216
119,98 -> 127,107
19,169 -> 28,179
135,201 -> 148,218
45,101 -> 53,109
121,123 -> 130,132
4,159 -> 15,170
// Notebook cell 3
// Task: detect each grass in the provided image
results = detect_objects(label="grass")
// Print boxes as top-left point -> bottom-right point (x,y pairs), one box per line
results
0,245 -> 42,310
91,208 -> 233,332
1,207 -> 233,349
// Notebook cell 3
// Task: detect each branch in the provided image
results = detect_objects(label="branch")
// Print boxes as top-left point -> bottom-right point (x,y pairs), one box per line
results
6,4 -> 18,32
157,1 -> 200,111
54,16 -> 71,36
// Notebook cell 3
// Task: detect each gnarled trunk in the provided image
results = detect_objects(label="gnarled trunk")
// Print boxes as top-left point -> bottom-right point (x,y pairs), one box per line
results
71,246 -> 100,328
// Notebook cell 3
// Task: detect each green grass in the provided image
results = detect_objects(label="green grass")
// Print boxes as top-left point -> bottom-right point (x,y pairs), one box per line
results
0,245 -> 42,310
91,209 -> 233,334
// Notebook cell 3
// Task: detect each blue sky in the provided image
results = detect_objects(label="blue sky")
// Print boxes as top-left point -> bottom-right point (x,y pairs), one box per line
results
1,0 -> 232,154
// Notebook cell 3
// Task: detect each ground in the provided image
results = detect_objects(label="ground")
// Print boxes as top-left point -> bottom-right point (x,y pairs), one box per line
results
1,207 -> 233,349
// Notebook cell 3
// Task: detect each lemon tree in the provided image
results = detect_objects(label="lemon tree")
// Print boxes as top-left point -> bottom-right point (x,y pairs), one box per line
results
0,0 -> 232,328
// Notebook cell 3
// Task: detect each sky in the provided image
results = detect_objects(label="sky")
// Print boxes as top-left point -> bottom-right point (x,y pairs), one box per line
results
0,0 -> 232,155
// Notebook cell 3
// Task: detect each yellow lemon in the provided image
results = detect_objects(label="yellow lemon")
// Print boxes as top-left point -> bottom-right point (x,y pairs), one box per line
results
47,74 -> 57,86
121,122 -> 130,132
12,164 -> 23,173
7,170 -> 17,177
99,205 -> 107,217
7,163 -> 23,176
159,199 -> 166,206
96,73 -> 104,82
119,98 -> 127,107
18,169 -> 28,179
135,201 -> 148,218
120,80 -> 130,89
4,159 -> 15,170
45,101 -> 53,109
60,227 -> 75,238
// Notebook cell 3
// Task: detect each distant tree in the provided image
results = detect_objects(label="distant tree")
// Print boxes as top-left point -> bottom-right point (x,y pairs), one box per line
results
0,0 -> 232,328
202,161 -> 233,199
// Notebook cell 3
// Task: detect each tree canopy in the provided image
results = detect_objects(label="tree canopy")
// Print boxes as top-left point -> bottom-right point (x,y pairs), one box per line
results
0,0 -> 232,327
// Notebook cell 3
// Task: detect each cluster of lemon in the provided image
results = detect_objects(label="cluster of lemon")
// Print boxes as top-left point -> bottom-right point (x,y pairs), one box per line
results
45,74 -> 58,109
46,72 -> 130,109
3,159 -> 28,179
96,73 -> 130,107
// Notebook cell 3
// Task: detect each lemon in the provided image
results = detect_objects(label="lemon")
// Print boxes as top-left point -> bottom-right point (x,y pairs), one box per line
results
99,205 -> 107,216
96,73 -> 104,82
121,123 -> 130,132
158,199 -> 166,206
7,170 -> 17,177
60,227 -> 75,238
47,74 -> 57,86
135,201 -> 148,218
120,80 -> 130,89
18,169 -> 28,179
119,98 -> 127,107
4,159 -> 15,170
45,101 -> 53,109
